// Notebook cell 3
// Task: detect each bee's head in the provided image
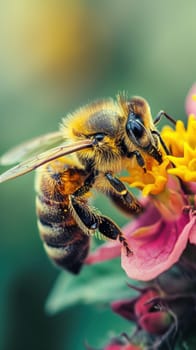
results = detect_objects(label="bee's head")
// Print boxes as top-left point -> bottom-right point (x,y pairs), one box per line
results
119,96 -> 163,163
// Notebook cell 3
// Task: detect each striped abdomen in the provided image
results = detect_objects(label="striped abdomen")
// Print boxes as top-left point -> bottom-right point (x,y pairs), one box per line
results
35,161 -> 90,274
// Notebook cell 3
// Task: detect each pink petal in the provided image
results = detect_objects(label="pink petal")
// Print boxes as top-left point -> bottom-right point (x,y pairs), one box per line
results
188,183 -> 196,194
85,240 -> 121,265
139,311 -> 172,335
85,200 -> 161,266
104,345 -> 123,350
185,83 -> 196,116
111,298 -> 138,321
104,345 -> 122,350
122,211 -> 191,281
85,200 -> 159,265
134,289 -> 160,318
123,201 -> 161,236
188,212 -> 196,244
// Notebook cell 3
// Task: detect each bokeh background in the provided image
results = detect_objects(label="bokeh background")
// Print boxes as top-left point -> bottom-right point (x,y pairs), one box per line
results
0,1 -> 195,349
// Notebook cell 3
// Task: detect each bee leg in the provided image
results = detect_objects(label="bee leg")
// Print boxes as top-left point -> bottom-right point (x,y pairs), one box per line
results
70,195 -> 99,231
151,130 -> 170,155
127,150 -> 146,171
153,110 -> 176,126
152,111 -> 176,157
70,196 -> 132,256
98,215 -> 132,256
105,173 -> 142,215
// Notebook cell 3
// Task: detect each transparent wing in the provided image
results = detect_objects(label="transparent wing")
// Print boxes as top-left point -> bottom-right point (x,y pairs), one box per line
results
0,139 -> 93,183
0,131 -> 64,165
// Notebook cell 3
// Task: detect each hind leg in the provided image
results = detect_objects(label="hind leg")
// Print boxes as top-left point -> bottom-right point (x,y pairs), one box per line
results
70,195 -> 132,255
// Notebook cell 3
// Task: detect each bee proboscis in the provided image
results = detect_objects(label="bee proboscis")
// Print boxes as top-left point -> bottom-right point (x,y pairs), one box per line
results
0,95 -> 175,273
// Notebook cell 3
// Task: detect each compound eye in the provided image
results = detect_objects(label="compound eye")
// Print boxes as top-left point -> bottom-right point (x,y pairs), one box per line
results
126,113 -> 144,140
93,133 -> 105,142
126,112 -> 152,149
131,119 -> 144,139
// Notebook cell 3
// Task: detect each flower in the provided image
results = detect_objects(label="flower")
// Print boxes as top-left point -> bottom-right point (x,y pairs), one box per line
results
86,337 -> 144,350
162,115 -> 196,182
88,267 -> 196,350
167,143 -> 196,182
110,271 -> 196,349
120,158 -> 170,196
121,203 -> 196,281
86,87 -> 196,281
111,287 -> 173,336
85,86 -> 196,350
86,200 -> 196,281
102,342 -> 143,350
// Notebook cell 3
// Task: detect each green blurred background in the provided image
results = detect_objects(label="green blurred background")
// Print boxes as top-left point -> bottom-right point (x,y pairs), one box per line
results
0,1 -> 195,349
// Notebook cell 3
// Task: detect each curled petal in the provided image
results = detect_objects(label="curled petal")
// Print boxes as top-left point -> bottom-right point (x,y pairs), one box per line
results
122,210 -> 191,281
85,200 -> 195,281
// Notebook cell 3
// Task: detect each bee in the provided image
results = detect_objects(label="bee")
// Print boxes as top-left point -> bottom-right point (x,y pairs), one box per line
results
0,95 -> 175,274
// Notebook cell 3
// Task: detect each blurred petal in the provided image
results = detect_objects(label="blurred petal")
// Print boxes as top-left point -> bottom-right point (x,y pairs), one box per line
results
153,186 -> 185,221
139,311 -> 172,335
85,241 -> 121,265
185,83 -> 196,116
111,298 -> 138,321
104,343 -> 143,350
134,289 -> 159,318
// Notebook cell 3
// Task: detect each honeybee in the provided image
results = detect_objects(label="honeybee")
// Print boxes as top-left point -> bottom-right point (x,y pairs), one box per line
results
0,95 -> 175,274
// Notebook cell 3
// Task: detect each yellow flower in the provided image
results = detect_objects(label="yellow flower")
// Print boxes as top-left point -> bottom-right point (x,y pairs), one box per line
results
161,115 -> 196,157
163,115 -> 196,182
123,115 -> 196,195
167,143 -> 196,182
121,157 -> 170,196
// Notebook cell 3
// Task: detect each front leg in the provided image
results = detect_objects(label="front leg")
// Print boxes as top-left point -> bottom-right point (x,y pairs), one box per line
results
153,110 -> 176,126
105,172 -> 142,215
127,150 -> 146,170
151,129 -> 170,155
